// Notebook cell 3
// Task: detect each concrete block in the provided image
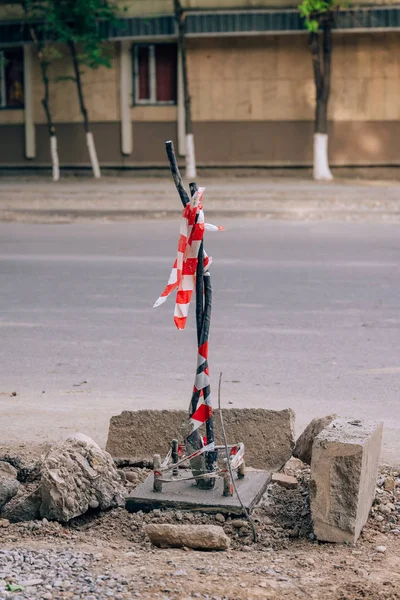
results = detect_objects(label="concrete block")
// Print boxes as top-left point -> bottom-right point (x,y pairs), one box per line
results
126,469 -> 270,515
106,408 -> 295,472
293,414 -> 338,465
310,418 -> 383,544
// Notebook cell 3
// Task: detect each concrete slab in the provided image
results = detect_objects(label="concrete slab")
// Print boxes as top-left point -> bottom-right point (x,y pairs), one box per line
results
126,469 -> 271,515
107,409 -> 295,472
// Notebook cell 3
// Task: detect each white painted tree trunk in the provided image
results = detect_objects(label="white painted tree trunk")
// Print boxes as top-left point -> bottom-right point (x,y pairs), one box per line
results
313,133 -> 333,181
86,131 -> 101,179
50,135 -> 60,182
185,133 -> 196,180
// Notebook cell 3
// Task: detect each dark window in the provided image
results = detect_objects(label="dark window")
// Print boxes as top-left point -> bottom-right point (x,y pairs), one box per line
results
134,43 -> 177,105
138,45 -> 150,101
0,48 -> 24,108
155,44 -> 177,102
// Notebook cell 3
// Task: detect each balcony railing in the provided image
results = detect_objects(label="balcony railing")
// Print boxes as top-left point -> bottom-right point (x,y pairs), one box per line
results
1,6 -> 400,46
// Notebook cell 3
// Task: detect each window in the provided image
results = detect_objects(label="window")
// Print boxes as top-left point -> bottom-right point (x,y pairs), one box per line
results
133,43 -> 177,105
0,48 -> 24,109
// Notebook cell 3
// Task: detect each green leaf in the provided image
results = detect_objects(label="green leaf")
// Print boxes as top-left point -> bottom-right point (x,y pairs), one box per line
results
308,19 -> 319,31
298,0 -> 347,30
5,585 -> 25,592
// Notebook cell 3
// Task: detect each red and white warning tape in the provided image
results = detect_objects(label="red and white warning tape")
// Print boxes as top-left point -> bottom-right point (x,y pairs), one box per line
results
153,187 -> 222,329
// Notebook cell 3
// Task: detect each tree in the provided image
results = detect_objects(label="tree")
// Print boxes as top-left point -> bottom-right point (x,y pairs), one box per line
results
22,0 -> 60,181
36,0 -> 119,178
174,0 -> 196,180
299,0 -> 342,181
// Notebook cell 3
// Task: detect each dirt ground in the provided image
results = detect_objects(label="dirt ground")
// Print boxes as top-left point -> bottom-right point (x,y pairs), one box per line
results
1,533 -> 400,600
1,446 -> 399,600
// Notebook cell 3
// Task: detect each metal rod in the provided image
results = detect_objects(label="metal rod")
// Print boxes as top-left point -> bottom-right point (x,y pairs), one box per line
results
172,438 -> 179,477
153,453 -> 163,493
218,372 -> 257,541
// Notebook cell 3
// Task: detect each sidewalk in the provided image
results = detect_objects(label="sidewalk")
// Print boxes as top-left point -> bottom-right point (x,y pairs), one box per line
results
1,176 -> 400,223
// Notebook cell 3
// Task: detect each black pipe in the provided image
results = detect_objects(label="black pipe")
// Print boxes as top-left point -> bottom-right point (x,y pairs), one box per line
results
164,142 -> 216,487
165,141 -> 189,208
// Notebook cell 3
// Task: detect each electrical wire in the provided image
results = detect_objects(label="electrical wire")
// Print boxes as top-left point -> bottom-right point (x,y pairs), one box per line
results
218,371 -> 257,543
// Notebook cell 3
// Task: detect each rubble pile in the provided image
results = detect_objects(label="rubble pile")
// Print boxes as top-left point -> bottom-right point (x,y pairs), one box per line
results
0,458 -> 313,553
0,416 -> 394,551
370,467 -> 400,536
0,421 -> 399,600
0,459 -> 398,554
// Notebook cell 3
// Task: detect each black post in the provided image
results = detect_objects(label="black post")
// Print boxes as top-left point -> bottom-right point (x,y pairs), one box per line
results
165,142 -> 216,487
189,182 -> 216,487
165,140 -> 190,207
172,438 -> 179,477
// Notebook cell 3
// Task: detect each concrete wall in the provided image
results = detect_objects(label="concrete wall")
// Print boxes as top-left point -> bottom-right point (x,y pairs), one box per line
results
35,45 -> 119,125
0,32 -> 400,167
0,44 -> 120,126
188,34 -> 400,123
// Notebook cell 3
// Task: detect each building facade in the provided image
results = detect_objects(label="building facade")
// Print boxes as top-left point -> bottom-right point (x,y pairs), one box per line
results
0,0 -> 399,169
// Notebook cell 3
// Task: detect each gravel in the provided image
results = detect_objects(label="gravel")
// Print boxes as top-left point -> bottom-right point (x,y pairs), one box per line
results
0,549 -> 110,600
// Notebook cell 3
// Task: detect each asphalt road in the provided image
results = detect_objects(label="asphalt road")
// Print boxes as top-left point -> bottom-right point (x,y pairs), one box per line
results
1,219 -> 399,465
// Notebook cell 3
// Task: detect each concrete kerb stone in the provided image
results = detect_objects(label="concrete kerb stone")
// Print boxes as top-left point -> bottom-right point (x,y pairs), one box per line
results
106,408 -> 295,472
310,418 -> 383,544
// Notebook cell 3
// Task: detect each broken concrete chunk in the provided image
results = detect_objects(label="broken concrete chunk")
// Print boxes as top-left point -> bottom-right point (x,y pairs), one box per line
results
0,480 -> 19,511
144,524 -> 229,550
1,487 -> 41,522
231,519 -> 248,529
67,432 -> 102,450
0,460 -> 20,510
125,471 -> 138,483
106,408 -> 295,472
293,414 -> 338,465
0,461 -> 18,479
310,418 -> 383,544
0,478 -> 20,511
384,477 -> 396,493
271,473 -> 298,489
40,434 -> 125,522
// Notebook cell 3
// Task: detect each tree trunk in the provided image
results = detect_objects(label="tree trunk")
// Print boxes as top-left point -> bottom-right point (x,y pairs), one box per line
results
174,0 -> 196,179
310,21 -> 333,181
68,40 -> 101,179
23,5 -> 60,182
49,134 -> 60,182
39,60 -> 60,182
